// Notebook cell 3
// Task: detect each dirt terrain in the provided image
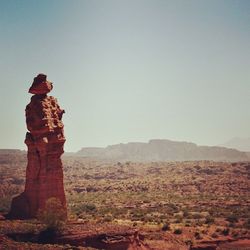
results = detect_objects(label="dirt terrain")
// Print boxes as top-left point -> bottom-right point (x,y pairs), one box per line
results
0,152 -> 249,249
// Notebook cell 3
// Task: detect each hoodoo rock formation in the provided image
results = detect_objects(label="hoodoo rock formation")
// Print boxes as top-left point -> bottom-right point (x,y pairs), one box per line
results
9,74 -> 67,219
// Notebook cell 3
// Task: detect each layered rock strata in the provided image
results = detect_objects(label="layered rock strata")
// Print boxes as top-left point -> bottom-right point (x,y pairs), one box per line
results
9,74 -> 67,219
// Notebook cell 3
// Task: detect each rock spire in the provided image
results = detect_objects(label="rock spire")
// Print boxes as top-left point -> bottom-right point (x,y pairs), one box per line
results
9,73 -> 67,219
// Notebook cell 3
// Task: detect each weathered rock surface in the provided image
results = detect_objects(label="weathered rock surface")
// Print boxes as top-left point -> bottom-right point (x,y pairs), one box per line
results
8,74 -> 66,219
28,73 -> 53,95
56,229 -> 149,250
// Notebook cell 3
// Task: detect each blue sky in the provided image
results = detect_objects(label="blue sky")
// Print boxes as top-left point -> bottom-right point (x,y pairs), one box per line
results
0,0 -> 249,152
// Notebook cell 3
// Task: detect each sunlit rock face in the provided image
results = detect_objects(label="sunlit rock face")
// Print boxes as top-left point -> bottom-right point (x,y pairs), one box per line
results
9,74 -> 67,219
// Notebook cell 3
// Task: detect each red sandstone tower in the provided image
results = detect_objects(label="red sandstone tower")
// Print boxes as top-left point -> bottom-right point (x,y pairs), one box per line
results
9,74 -> 67,219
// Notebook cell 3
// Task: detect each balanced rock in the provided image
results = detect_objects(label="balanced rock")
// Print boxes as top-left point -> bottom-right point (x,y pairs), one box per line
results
8,74 -> 67,219
29,73 -> 53,95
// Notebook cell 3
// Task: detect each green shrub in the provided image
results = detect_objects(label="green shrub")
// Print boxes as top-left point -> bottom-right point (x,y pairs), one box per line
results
192,213 -> 203,219
37,197 -> 67,232
0,197 -> 11,213
82,203 -> 97,212
222,228 -> 230,236
174,228 -> 182,234
205,216 -> 214,224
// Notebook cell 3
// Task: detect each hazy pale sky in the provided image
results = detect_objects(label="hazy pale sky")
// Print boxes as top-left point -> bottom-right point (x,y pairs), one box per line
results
0,0 -> 249,152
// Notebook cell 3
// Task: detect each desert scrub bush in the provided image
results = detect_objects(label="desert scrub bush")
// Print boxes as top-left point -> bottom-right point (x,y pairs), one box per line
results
0,196 -> 12,213
195,220 -> 204,226
192,212 -> 203,219
184,239 -> 193,247
131,212 -> 145,221
162,222 -> 170,231
211,232 -> 218,238
205,215 -> 214,224
173,228 -> 182,234
81,203 -> 97,212
226,214 -> 238,223
106,207 -> 128,218
72,203 -> 97,216
168,203 -> 179,213
243,218 -> 250,229
222,228 -> 230,236
194,231 -> 202,239
130,209 -> 146,221
174,214 -> 183,223
0,220 -> 41,234
142,211 -> 159,223
102,215 -> 113,222
37,197 -> 67,232
182,209 -> 189,218
159,215 -> 168,223
232,230 -> 239,238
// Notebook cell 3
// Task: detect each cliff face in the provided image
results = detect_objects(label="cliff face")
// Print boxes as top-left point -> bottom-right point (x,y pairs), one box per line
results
9,74 -> 67,219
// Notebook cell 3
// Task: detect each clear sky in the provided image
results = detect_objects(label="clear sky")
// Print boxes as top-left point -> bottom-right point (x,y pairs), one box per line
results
0,0 -> 249,152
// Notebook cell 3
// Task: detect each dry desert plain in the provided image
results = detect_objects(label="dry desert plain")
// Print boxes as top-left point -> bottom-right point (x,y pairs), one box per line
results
0,151 -> 249,249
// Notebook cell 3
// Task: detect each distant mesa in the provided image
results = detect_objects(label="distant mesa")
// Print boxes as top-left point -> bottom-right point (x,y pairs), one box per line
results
8,73 -> 67,219
77,139 -> 249,162
0,149 -> 25,155
220,137 -> 250,152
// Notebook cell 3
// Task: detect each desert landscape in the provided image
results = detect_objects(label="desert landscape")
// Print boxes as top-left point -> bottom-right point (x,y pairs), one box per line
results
0,149 -> 249,249
1,0 -> 250,249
